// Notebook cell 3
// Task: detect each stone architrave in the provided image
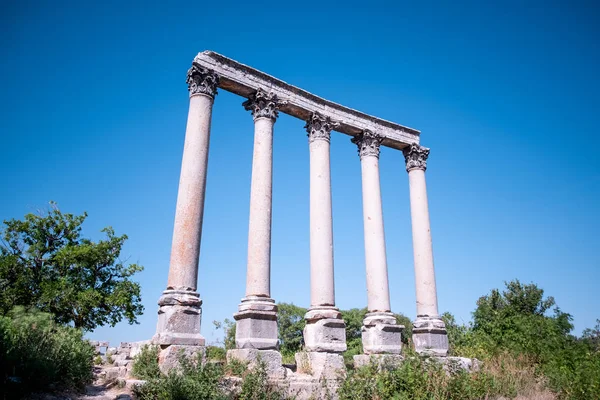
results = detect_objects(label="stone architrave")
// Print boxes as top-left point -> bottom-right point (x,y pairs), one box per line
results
233,89 -> 287,350
303,112 -> 347,353
352,131 -> 402,357
403,143 -> 448,356
153,63 -> 219,348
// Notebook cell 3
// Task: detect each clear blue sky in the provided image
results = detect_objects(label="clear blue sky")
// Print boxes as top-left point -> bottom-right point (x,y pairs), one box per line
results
1,0 -> 598,346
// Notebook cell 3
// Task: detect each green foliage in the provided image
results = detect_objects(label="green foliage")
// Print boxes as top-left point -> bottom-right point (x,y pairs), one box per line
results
134,353 -> 227,400
238,361 -> 287,400
0,203 -> 144,330
214,318 -> 236,350
0,307 -> 94,398
132,344 -> 161,380
277,302 -> 306,354
338,354 -> 534,400
133,351 -> 288,400
206,345 -> 227,361
440,280 -> 600,399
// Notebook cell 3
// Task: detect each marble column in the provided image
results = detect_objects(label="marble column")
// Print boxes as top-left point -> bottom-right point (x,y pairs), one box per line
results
352,131 -> 402,355
234,89 -> 286,349
303,112 -> 346,353
403,143 -> 448,356
154,63 -> 219,347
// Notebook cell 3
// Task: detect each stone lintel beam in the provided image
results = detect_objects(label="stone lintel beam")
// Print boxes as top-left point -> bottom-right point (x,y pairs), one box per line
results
193,51 -> 421,150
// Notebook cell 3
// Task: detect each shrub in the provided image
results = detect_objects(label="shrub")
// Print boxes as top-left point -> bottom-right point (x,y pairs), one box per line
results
134,352 -> 226,400
0,307 -> 94,398
131,344 -> 161,380
206,345 -> 226,361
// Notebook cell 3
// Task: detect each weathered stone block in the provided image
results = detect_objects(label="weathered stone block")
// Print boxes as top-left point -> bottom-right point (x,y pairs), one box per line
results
361,312 -> 403,355
158,344 -> 205,374
227,348 -> 287,379
412,316 -> 448,356
303,318 -> 347,353
294,351 -> 346,380
154,290 -> 205,346
234,299 -> 278,349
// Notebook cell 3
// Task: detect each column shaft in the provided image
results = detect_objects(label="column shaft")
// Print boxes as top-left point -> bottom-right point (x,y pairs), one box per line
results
408,168 -> 438,317
233,89 -> 285,350
303,113 -> 346,354
359,154 -> 391,313
245,117 -> 274,297
167,94 -> 214,291
309,137 -> 335,307
155,63 -> 219,348
403,143 -> 448,356
353,131 -> 401,356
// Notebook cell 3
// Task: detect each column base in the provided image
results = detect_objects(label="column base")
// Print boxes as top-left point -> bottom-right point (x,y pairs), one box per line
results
412,315 -> 449,356
153,289 -> 205,346
295,351 -> 346,379
303,307 -> 347,353
227,348 -> 287,379
233,296 -> 278,350
361,312 -> 403,354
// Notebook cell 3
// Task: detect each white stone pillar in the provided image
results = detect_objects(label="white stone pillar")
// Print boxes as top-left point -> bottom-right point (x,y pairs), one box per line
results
352,131 -> 402,355
403,143 -> 448,356
234,89 -> 286,350
154,63 -> 219,347
303,113 -> 346,353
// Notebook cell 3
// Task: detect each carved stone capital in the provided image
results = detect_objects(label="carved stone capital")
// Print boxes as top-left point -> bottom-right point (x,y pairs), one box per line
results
305,112 -> 340,143
242,88 -> 287,121
402,143 -> 430,172
351,130 -> 383,159
186,63 -> 219,98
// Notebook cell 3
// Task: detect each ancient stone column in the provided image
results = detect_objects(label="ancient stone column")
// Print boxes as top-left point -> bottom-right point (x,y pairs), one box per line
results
154,63 -> 219,347
403,143 -> 448,356
303,112 -> 346,353
234,89 -> 287,349
352,131 -> 402,355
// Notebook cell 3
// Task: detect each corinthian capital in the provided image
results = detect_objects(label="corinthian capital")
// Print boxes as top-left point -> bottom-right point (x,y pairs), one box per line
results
305,112 -> 340,143
351,130 -> 384,159
402,143 -> 430,172
186,63 -> 219,98
242,89 -> 287,121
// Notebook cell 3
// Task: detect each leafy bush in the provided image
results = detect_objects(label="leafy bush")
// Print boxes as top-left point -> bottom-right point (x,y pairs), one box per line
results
338,353 -> 540,400
132,344 -> 161,380
0,307 -> 94,398
134,352 -> 226,400
206,345 -> 227,361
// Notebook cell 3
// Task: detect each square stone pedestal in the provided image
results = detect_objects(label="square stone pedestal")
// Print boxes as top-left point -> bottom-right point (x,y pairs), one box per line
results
412,316 -> 449,356
354,353 -> 404,370
361,312 -> 403,354
304,318 -> 347,353
153,289 -> 205,346
234,297 -> 278,349
227,348 -> 287,379
303,307 -> 347,353
295,351 -> 346,380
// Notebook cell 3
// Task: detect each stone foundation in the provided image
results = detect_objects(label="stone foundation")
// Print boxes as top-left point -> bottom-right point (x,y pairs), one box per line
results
159,344 -> 205,374
412,316 -> 449,356
294,351 -> 346,380
227,348 -> 287,379
234,296 -> 278,349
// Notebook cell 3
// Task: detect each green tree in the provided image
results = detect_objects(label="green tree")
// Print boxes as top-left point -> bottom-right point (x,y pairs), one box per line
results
472,279 -> 573,359
0,203 -> 144,330
277,303 -> 307,354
